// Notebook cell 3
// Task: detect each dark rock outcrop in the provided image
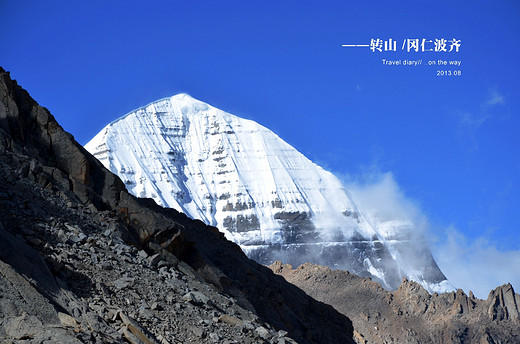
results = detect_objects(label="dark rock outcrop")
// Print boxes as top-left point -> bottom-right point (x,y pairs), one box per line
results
0,66 -> 355,343
487,283 -> 520,321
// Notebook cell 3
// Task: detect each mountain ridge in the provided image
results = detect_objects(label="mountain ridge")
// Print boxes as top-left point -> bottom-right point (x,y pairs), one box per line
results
270,261 -> 520,344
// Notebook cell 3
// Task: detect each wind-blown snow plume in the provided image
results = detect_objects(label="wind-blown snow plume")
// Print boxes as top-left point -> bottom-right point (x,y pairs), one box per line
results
345,171 -> 454,293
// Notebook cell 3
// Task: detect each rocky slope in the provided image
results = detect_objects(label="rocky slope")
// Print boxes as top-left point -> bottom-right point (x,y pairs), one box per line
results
0,67 -> 355,343
85,93 -> 451,293
270,262 -> 520,344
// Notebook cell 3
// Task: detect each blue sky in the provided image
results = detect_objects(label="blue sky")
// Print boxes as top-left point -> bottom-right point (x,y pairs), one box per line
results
2,0 -> 519,297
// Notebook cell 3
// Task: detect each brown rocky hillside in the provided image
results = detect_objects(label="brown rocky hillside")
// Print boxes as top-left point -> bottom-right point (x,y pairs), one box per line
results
270,261 -> 520,344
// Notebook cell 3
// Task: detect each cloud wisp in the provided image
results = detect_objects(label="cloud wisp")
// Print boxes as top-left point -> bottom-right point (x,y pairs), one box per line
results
457,89 -> 507,150
459,89 -> 506,129
433,227 -> 520,299
342,170 -> 520,299
346,172 -> 426,229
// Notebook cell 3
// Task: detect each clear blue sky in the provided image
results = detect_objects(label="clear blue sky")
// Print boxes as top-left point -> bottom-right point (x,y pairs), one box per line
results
2,0 -> 519,296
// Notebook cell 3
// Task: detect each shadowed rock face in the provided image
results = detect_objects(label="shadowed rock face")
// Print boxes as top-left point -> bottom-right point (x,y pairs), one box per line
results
0,67 -> 185,255
270,261 -> 520,344
0,67 -> 355,344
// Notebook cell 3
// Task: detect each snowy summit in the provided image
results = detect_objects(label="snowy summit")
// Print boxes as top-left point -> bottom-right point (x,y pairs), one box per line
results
85,93 -> 453,293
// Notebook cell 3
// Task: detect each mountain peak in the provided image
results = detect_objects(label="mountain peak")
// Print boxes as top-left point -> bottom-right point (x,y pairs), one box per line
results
169,93 -> 203,105
171,92 -> 196,100
85,94 -> 453,293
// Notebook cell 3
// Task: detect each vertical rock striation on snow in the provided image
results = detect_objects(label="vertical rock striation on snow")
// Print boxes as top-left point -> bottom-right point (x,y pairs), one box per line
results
86,93 -> 453,292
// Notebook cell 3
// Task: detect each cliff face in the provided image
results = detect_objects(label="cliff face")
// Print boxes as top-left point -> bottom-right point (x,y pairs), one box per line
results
0,67 -> 355,344
270,261 -> 520,344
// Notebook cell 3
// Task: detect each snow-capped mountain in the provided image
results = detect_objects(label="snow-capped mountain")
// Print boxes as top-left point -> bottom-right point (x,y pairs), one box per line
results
85,94 -> 453,293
